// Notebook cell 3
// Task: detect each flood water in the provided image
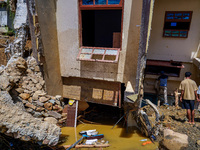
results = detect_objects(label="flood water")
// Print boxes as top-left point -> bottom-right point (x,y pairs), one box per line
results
60,123 -> 158,150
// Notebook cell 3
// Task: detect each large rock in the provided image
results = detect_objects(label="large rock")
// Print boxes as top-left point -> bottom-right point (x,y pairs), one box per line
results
19,93 -> 30,100
161,129 -> 188,150
44,117 -> 58,124
48,111 -> 62,119
44,103 -> 53,110
25,102 -> 36,110
0,75 -> 10,90
0,91 -> 61,146
39,96 -> 49,103
15,88 -> 24,93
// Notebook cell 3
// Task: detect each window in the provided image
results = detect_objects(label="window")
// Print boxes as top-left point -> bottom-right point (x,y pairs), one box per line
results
77,0 -> 123,63
145,60 -> 184,77
163,11 -> 192,38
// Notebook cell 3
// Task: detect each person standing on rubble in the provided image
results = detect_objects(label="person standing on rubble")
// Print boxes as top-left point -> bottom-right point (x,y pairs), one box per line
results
157,71 -> 168,105
179,72 -> 199,124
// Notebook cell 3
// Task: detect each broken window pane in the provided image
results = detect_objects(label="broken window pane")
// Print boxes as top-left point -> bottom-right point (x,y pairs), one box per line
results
95,0 -> 106,5
82,0 -> 93,5
79,54 -> 91,59
104,55 -> 116,60
105,50 -> 118,55
91,54 -> 103,60
93,49 -> 105,54
108,0 -> 120,4
82,48 -> 93,53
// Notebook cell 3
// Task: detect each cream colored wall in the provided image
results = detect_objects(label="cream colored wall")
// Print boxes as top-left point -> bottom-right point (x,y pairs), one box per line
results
56,0 -> 143,87
147,0 -> 200,62
118,0 -> 143,89
56,0 -> 80,77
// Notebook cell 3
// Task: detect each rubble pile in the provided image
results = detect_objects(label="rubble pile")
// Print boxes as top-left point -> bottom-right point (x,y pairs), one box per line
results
142,104 -> 200,150
0,55 -> 67,145
14,56 -> 67,125
0,91 -> 61,146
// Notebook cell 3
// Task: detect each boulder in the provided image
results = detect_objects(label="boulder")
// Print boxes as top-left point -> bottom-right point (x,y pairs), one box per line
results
44,117 -> 58,124
36,101 -> 44,107
0,75 -> 10,90
34,66 -> 40,72
161,129 -> 188,150
25,102 -> 36,110
36,107 -> 45,112
36,83 -> 42,90
33,112 -> 43,118
39,96 -> 50,103
48,111 -> 62,119
16,64 -> 26,69
19,93 -> 30,100
44,103 -> 53,110
32,93 -> 39,100
15,88 -> 24,93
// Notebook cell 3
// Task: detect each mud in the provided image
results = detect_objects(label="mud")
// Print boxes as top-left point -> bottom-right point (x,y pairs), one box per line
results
0,35 -> 15,66
144,105 -> 200,150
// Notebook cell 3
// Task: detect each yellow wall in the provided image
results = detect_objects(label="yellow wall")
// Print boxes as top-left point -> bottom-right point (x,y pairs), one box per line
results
144,0 -> 200,94
147,0 -> 200,62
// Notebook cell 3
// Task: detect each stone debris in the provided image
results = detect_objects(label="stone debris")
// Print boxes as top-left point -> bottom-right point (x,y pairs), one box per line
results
161,128 -> 188,150
140,104 -> 200,150
0,91 -> 61,146
0,56 -> 67,145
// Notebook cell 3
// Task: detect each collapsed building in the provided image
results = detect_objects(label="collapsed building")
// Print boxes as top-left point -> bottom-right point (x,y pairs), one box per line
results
0,0 -> 200,149
35,0 -> 154,127
0,55 -> 62,146
35,0 -> 200,126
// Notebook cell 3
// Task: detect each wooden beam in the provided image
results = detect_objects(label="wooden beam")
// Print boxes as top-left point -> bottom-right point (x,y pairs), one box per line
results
62,144 -> 110,149
26,0 -> 38,63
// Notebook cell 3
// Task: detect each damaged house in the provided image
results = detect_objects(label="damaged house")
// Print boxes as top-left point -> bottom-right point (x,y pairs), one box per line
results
35,0 -> 200,127
35,0 -> 154,126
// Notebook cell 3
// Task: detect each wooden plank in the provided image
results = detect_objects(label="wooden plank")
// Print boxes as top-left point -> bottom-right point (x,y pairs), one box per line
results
63,77 -> 121,107
26,0 -> 38,63
92,88 -> 103,99
63,85 -> 81,100
113,32 -> 121,48
103,90 -> 114,101
63,144 -> 110,148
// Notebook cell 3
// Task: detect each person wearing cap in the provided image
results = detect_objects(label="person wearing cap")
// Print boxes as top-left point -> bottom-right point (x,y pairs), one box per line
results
179,72 -> 199,124
157,71 -> 168,105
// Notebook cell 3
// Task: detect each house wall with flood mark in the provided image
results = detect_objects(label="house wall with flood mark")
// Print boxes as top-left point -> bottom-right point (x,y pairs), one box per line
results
36,0 -> 154,107
56,0 -> 142,84
54,0 -> 149,106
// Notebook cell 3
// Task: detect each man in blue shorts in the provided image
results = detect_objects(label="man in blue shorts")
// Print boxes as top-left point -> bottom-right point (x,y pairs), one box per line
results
179,72 -> 199,124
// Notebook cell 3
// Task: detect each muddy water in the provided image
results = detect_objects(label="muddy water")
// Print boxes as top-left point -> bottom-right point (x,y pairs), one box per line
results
60,124 -> 158,150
